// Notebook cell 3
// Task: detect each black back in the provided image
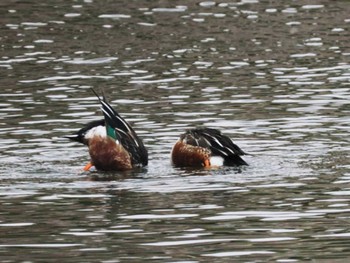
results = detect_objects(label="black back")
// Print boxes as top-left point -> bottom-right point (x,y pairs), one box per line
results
181,128 -> 248,166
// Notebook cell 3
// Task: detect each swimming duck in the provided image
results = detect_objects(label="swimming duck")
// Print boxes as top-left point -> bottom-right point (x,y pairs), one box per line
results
171,128 -> 247,167
66,89 -> 148,171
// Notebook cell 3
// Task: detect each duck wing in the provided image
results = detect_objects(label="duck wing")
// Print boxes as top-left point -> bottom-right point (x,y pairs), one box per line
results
184,128 -> 247,166
92,88 -> 148,166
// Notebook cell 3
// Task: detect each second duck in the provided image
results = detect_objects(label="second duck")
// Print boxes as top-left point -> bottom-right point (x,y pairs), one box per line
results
171,128 -> 247,168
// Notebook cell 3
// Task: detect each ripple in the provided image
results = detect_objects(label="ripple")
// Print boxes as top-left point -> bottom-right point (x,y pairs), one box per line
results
199,1 -> 216,7
326,190 -> 350,196
98,14 -> 131,19
282,8 -> 298,14
0,223 -> 34,227
119,213 -> 198,220
0,189 -> 40,198
314,233 -> 350,238
62,231 -> 103,236
47,194 -> 110,199
290,53 -> 317,58
203,250 -> 275,257
142,238 -> 234,246
0,58 -> 36,63
302,5 -> 324,9
64,13 -> 81,17
245,237 -> 297,242
21,22 -> 47,27
0,243 -> 82,248
96,229 -> 143,233
19,74 -> 114,83
203,210 -> 323,221
152,6 -> 188,12
64,57 -> 118,64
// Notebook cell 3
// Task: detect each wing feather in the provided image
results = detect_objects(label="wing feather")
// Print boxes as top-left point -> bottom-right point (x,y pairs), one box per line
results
182,128 -> 247,166
91,88 -> 148,166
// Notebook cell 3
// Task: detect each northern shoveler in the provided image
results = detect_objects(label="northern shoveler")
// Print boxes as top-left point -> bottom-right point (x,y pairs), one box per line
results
171,128 -> 247,168
66,89 -> 148,171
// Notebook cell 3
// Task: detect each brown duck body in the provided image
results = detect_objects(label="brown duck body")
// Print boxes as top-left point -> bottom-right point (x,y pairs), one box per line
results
172,140 -> 211,167
88,136 -> 132,171
171,128 -> 247,168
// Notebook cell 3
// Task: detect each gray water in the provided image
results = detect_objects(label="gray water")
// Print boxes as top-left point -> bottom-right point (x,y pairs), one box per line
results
0,0 -> 350,262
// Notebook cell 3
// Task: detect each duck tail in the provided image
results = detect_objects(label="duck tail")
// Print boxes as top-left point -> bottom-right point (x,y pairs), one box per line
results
91,88 -> 135,140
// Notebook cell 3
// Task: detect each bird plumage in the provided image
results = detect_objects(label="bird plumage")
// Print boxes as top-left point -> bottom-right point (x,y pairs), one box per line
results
66,89 -> 148,171
90,89 -> 148,166
171,128 -> 247,167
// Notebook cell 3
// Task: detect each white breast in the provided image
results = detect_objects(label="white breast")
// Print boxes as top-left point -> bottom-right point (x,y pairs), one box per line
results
85,125 -> 107,139
210,156 -> 224,166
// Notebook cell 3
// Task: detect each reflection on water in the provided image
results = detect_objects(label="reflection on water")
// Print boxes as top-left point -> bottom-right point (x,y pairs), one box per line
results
1,0 -> 350,261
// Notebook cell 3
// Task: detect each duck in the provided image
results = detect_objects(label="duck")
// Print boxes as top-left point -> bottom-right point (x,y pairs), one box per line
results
66,89 -> 148,171
171,128 -> 247,168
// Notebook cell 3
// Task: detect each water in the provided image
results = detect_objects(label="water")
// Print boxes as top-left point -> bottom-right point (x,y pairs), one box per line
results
1,0 -> 350,262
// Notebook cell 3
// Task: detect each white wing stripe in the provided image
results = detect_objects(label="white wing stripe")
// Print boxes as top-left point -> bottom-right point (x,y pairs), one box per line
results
101,108 -> 113,120
225,147 -> 235,155
115,128 -> 140,147
101,100 -> 115,115
212,137 -> 224,148
203,137 -> 212,147
194,137 -> 199,146
216,148 -> 228,156
101,101 -> 133,133
203,132 -> 224,148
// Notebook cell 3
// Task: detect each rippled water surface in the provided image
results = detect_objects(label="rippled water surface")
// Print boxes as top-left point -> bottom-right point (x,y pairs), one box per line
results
1,0 -> 350,262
